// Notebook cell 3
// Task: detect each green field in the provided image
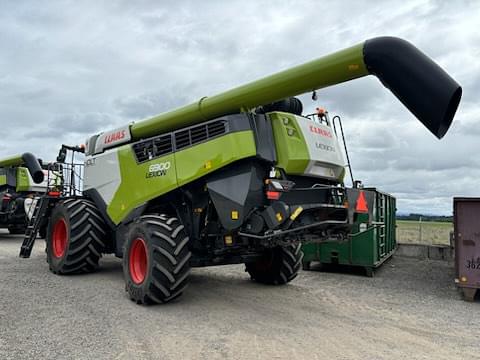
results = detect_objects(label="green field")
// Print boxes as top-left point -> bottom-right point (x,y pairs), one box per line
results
396,220 -> 453,245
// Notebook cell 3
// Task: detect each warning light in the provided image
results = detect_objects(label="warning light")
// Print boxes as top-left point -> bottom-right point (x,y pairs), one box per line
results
355,191 -> 368,213
266,191 -> 281,200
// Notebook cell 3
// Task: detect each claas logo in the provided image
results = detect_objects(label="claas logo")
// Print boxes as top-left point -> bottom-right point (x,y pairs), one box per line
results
309,125 -> 332,138
104,130 -> 126,144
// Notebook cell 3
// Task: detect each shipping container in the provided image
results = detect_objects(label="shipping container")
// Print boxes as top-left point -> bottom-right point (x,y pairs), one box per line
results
302,189 -> 396,277
453,198 -> 480,301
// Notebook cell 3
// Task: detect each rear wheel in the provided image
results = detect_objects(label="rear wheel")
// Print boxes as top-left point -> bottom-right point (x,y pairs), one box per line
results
246,244 -> 303,285
46,199 -> 107,274
124,214 -> 191,305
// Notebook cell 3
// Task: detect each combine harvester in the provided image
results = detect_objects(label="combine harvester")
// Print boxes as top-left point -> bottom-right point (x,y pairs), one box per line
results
20,37 -> 461,304
0,153 -> 46,234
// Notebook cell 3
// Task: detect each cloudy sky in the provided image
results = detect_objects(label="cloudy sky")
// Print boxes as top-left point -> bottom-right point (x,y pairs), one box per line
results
0,1 -> 478,215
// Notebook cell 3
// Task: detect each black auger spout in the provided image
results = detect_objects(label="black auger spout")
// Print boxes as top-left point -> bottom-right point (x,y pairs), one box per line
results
364,37 -> 462,139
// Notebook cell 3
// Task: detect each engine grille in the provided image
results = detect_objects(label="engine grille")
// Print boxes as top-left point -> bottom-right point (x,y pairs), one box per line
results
174,120 -> 227,150
133,134 -> 173,163
132,119 -> 228,163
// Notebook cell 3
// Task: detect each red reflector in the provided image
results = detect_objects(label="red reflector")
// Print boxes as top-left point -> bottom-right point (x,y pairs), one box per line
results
48,191 -> 61,197
266,191 -> 281,200
355,191 -> 368,213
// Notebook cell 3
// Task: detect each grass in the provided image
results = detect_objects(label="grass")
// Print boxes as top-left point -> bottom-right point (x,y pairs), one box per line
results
396,220 -> 452,246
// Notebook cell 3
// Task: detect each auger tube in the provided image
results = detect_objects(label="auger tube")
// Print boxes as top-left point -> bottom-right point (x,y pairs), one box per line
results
129,36 -> 461,140
0,153 -> 44,184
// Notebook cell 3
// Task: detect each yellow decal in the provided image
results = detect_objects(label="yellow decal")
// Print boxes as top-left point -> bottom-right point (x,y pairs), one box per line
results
290,206 -> 303,221
224,235 -> 233,245
276,212 -> 283,222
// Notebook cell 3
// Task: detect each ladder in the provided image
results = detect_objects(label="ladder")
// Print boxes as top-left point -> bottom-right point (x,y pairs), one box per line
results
377,194 -> 387,258
19,197 -> 51,258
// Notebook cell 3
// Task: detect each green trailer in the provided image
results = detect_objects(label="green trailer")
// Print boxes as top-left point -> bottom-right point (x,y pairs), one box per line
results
302,189 -> 396,276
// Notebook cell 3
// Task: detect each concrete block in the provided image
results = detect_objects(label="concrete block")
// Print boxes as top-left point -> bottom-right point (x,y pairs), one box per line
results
396,244 -> 428,259
428,245 -> 454,261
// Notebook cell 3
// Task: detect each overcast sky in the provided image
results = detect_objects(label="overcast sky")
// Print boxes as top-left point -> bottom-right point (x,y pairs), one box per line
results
0,0 -> 478,215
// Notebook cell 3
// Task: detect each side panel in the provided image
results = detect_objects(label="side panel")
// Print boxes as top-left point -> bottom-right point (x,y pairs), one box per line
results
84,150 -> 122,205
0,174 -> 6,186
175,130 -> 256,187
270,112 -> 310,174
108,151 -> 177,225
270,112 -> 345,181
15,167 -> 31,192
15,167 -> 57,193
100,130 -> 256,225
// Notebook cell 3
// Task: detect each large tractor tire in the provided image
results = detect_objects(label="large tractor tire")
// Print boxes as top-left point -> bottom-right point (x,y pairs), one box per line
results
246,244 -> 303,285
46,199 -> 107,274
124,214 -> 191,305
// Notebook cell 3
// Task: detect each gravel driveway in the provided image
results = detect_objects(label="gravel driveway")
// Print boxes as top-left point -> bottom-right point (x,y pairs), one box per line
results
0,230 -> 478,359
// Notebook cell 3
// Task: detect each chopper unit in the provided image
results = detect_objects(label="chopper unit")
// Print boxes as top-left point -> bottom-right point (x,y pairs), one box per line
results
0,153 -> 46,234
20,37 -> 461,304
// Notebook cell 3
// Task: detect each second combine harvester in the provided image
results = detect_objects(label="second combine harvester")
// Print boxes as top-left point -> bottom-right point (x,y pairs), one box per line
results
21,37 -> 461,304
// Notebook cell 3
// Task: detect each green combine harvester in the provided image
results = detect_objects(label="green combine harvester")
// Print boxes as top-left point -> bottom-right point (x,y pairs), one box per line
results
0,153 -> 46,234
20,37 -> 461,304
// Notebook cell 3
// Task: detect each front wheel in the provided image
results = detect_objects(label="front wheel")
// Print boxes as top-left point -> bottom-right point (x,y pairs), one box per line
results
123,214 -> 191,305
246,244 -> 303,285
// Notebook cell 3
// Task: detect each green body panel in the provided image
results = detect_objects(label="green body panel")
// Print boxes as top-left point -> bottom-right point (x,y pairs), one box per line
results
175,130 -> 256,187
15,167 -> 31,192
0,154 -> 23,167
130,44 -> 367,139
302,190 -> 396,271
269,112 -> 309,174
0,174 -> 6,186
107,151 -> 177,224
107,131 -> 256,224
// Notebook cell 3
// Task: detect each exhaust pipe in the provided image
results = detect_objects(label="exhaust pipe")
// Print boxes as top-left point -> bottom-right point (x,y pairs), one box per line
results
364,37 -> 461,139
0,153 -> 44,184
125,36 -> 461,140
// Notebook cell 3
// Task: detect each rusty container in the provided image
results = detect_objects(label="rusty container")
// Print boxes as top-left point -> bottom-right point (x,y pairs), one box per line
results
453,197 -> 480,301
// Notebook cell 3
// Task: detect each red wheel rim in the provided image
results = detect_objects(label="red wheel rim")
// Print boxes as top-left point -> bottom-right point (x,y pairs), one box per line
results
52,218 -> 68,258
129,238 -> 148,284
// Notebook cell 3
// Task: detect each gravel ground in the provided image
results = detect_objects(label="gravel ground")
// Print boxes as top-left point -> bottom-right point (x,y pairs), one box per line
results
0,230 -> 478,360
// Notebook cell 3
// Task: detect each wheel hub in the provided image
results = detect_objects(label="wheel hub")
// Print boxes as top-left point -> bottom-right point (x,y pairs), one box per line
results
129,238 -> 148,285
52,218 -> 68,258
